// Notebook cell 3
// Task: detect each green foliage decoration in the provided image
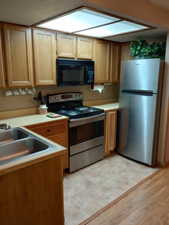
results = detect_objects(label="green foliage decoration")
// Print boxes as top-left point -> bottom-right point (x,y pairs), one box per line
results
130,40 -> 166,59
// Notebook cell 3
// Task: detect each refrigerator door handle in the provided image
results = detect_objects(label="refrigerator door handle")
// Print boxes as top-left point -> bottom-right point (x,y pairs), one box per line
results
122,90 -> 155,96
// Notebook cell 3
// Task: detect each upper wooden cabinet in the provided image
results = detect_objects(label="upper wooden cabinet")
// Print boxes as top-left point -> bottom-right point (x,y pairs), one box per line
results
0,25 -> 5,88
77,37 -> 93,59
3,24 -> 34,87
93,39 -> 110,83
33,29 -> 57,86
57,33 -> 76,58
109,43 -> 121,83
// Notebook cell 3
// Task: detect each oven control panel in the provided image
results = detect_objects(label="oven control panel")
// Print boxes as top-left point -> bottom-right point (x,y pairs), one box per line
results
48,92 -> 83,104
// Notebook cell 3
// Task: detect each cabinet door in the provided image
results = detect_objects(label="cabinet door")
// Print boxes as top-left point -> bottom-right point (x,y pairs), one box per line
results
33,29 -> 56,85
4,24 -> 34,87
57,33 -> 76,58
77,37 -> 93,59
93,39 -> 110,83
105,110 -> 117,155
109,43 -> 121,83
0,25 -> 5,88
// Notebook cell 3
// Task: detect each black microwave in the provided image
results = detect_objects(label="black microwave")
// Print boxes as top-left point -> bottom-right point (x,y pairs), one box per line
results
57,59 -> 94,87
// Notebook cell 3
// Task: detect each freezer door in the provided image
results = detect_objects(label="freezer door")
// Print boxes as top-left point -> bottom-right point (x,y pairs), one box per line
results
121,58 -> 161,93
117,92 -> 157,165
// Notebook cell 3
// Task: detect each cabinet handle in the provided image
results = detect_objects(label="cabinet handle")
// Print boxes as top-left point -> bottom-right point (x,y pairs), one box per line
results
47,129 -> 51,132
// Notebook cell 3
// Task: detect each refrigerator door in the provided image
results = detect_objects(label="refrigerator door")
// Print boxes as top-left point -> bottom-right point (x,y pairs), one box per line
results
121,58 -> 161,93
117,92 -> 157,165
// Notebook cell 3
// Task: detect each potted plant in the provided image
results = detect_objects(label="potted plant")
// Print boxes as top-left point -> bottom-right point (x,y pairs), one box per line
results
130,40 -> 166,59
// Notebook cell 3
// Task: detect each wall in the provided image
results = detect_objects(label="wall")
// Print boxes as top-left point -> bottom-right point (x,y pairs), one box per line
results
0,84 -> 119,118
158,32 -> 169,166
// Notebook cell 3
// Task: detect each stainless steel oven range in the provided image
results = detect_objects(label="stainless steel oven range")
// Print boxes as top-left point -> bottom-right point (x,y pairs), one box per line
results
46,92 -> 105,172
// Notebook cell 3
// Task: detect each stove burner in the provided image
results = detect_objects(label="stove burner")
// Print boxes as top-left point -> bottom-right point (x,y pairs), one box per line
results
75,106 -> 89,112
57,109 -> 79,116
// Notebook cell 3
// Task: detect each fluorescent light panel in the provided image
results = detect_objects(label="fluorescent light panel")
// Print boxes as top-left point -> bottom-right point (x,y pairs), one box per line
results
37,8 -> 149,37
38,8 -> 119,33
76,21 -> 148,38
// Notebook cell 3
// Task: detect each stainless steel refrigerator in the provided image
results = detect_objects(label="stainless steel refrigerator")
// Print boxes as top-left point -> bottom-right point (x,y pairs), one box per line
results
117,58 -> 164,166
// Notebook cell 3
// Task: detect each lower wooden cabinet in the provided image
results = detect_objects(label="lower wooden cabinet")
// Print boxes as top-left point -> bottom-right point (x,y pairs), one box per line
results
105,110 -> 117,155
25,119 -> 69,170
0,156 -> 64,225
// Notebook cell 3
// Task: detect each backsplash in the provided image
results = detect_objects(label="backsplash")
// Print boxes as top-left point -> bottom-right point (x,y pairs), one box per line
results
0,84 -> 119,112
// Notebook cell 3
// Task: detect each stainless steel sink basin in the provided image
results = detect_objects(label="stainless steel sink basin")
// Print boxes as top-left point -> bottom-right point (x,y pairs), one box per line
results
0,128 -> 28,145
0,138 -> 49,165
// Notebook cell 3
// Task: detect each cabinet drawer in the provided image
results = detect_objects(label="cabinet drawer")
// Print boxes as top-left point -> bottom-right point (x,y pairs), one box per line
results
26,120 -> 67,137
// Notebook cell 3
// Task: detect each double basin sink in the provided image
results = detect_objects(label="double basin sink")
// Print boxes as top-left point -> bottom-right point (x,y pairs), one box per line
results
0,128 -> 51,165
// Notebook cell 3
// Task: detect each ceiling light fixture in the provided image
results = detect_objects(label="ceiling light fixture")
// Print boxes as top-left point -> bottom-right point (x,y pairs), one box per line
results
37,7 -> 150,38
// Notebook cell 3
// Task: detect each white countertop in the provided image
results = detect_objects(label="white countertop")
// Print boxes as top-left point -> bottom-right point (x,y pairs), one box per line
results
94,103 -> 119,111
0,103 -> 119,128
0,114 -> 68,128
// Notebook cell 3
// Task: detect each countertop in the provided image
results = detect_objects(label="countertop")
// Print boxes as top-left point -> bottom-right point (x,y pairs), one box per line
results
0,114 -> 68,128
94,103 -> 119,111
0,103 -> 119,128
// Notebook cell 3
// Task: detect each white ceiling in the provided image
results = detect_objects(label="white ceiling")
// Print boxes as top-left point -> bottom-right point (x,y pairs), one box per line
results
106,28 -> 167,42
0,0 -> 167,42
0,0 -> 85,25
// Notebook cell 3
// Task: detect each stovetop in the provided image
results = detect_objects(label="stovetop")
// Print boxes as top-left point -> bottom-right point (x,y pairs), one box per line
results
46,92 -> 104,119
50,106 -> 104,119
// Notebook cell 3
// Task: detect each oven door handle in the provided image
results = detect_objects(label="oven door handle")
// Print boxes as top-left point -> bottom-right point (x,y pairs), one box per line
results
70,113 -> 105,127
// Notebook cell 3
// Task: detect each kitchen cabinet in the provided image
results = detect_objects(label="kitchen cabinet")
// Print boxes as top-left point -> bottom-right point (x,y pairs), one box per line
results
105,110 -> 117,155
0,25 -> 5,88
0,155 -> 64,225
3,24 -> 34,87
57,32 -> 76,58
77,37 -> 93,59
33,29 -> 56,86
93,39 -> 110,83
25,119 -> 69,170
109,43 -> 121,83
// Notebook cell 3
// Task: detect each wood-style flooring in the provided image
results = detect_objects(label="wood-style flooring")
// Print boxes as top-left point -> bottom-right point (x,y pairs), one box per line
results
80,167 -> 169,225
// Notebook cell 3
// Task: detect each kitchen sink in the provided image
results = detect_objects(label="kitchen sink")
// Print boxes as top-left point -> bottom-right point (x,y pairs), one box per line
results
0,127 -> 57,166
0,128 -> 28,145
0,138 -> 49,165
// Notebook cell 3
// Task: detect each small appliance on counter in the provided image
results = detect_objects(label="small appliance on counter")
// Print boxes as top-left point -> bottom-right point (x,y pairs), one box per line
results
34,91 -> 48,114
46,92 -> 105,172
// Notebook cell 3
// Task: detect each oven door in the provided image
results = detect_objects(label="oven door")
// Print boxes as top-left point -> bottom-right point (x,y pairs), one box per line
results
69,114 -> 105,154
69,113 -> 105,172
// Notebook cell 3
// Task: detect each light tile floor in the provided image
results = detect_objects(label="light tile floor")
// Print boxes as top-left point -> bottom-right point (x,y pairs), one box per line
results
64,154 -> 158,225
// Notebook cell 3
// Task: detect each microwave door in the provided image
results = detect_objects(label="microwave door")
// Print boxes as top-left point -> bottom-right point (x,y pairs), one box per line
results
57,59 -> 94,86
